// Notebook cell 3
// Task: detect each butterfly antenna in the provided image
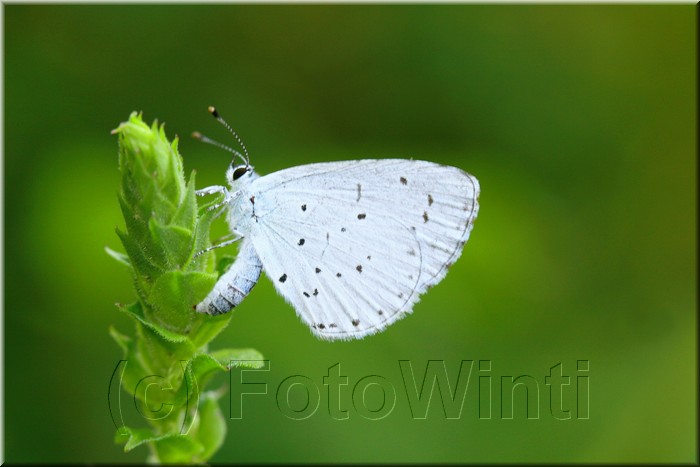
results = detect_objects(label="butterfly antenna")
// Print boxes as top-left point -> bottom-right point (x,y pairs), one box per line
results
191,131 -> 248,167
208,106 -> 250,167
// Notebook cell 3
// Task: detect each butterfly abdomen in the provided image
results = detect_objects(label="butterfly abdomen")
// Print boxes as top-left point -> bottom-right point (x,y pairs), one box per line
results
195,238 -> 262,315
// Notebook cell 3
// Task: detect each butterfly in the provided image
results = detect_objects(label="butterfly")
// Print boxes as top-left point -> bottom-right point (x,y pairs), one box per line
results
194,107 -> 480,340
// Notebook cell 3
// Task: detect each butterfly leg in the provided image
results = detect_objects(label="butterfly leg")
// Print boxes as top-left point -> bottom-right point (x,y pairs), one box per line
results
196,185 -> 228,196
197,185 -> 238,213
193,235 -> 242,259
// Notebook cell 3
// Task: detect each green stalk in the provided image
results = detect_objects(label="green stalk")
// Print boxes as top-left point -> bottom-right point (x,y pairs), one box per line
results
108,112 -> 262,463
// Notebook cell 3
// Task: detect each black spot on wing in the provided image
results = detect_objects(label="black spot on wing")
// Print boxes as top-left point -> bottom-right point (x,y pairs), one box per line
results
357,213 -> 366,220
356,265 -> 363,273
279,274 -> 287,283
315,267 -> 321,273
352,319 -> 360,326
298,238 -> 305,246
428,194 -> 434,206
400,177 -> 407,185
423,211 -> 429,223
301,204 -> 307,211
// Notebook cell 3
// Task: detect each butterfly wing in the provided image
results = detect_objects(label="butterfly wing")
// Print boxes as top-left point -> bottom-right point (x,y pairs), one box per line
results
247,159 -> 479,340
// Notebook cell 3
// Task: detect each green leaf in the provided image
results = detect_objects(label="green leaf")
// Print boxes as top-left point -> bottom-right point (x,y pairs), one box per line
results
147,270 -> 217,334
194,393 -> 226,462
187,353 -> 228,392
115,226 -> 160,300
179,349 -> 265,401
109,324 -> 151,399
148,218 -> 193,269
135,321 -> 197,381
210,348 -> 266,369
117,301 -> 190,344
109,325 -> 131,353
154,434 -> 205,464
186,204 -> 219,272
189,313 -> 233,349
172,171 -> 198,233
174,350 -> 263,409
115,426 -> 156,451
105,246 -> 131,267
116,426 -> 205,463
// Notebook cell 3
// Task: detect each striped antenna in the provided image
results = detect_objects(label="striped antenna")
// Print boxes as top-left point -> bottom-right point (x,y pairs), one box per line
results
207,106 -> 250,166
191,131 -> 248,167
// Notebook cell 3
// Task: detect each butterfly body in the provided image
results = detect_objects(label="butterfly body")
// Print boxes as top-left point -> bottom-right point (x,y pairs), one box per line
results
196,158 -> 479,340
197,237 -> 262,315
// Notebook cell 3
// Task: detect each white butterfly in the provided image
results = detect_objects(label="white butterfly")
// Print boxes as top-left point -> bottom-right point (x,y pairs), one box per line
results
194,107 -> 480,341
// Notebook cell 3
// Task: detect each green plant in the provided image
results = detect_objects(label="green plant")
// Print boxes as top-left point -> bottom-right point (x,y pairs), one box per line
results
108,112 -> 262,463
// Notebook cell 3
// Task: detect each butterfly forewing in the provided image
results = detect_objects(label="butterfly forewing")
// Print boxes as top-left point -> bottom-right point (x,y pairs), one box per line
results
246,159 -> 479,340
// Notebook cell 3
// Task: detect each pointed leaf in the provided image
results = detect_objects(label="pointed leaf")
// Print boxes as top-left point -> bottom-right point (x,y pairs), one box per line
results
147,270 -> 217,334
115,425 -> 205,463
115,426 -> 156,451
210,348 -> 265,369
116,301 -> 190,344
105,246 -> 131,268
187,353 -> 228,391
108,325 -> 131,353
189,312 -> 233,348
148,218 -> 193,269
186,204 -> 219,272
153,434 -> 204,463
172,171 -> 198,232
116,226 -> 161,291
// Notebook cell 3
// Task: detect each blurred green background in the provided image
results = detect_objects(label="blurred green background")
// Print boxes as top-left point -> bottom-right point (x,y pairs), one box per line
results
3,4 -> 696,463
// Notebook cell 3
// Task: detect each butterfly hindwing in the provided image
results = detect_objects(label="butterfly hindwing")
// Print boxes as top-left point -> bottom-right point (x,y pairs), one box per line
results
245,159 -> 479,340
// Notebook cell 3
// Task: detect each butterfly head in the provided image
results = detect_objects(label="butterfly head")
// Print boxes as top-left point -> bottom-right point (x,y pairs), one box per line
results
194,106 -> 256,188
226,162 -> 255,187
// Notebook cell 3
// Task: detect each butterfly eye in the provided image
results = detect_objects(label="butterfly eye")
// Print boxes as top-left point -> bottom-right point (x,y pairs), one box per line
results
232,166 -> 248,181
